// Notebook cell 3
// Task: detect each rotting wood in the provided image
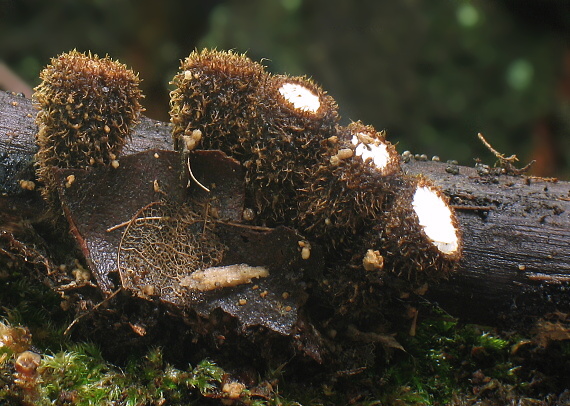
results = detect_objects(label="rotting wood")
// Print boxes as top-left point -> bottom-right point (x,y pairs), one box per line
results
403,159 -> 570,325
1,90 -> 569,325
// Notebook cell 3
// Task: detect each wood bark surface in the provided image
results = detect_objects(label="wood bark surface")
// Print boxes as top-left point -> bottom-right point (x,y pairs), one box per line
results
1,90 -> 569,325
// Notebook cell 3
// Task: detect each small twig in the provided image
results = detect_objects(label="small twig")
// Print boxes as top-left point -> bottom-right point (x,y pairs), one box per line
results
525,272 -> 570,283
478,132 -> 517,163
106,216 -> 166,232
187,156 -> 210,192
213,219 -> 274,232
63,288 -> 122,336
477,132 -> 535,175
527,176 -> 558,183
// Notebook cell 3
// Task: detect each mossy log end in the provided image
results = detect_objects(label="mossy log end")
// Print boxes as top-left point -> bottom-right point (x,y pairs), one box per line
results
1,90 -> 569,325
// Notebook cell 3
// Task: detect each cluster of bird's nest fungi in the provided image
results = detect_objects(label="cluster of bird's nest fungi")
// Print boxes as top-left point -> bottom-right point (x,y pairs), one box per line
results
30,49 -> 464,363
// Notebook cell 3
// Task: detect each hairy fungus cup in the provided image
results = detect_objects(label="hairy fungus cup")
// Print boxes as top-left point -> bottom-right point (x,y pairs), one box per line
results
34,50 -> 143,202
245,74 -> 339,222
378,176 -> 462,281
298,122 -> 400,246
169,49 -> 267,155
170,51 -> 340,224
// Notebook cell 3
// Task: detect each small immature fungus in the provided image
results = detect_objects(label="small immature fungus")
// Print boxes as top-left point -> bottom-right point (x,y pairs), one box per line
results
298,240 -> 312,260
18,179 -> 36,191
34,50 -> 143,201
14,351 -> 42,389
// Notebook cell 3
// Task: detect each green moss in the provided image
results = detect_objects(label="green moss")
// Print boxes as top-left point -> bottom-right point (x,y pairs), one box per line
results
1,245 -> 568,405
4,342 -> 228,405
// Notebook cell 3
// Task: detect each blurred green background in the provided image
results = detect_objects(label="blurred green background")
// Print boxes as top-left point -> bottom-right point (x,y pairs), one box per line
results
1,0 -> 569,178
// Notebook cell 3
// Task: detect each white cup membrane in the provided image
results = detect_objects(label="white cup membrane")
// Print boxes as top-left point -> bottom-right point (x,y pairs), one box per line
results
351,133 -> 391,170
412,186 -> 459,254
278,83 -> 321,113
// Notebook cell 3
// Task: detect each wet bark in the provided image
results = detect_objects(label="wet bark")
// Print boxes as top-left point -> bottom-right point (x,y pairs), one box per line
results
1,90 -> 569,325
403,159 -> 570,325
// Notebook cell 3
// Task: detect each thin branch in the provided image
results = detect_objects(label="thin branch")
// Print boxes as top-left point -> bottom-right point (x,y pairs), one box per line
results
477,132 -> 535,175
63,288 -> 122,336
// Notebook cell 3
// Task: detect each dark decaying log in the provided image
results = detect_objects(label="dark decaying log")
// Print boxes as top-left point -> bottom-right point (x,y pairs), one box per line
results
403,160 -> 570,324
1,90 -> 569,325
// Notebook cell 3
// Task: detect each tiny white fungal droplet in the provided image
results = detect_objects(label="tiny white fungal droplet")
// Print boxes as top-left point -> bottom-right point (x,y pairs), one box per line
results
278,83 -> 321,113
412,186 -> 459,254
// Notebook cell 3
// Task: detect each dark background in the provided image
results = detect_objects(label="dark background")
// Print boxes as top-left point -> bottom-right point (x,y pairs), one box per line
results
1,0 -> 569,178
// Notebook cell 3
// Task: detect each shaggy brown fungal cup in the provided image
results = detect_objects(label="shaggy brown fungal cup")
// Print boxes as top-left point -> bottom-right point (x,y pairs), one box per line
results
169,49 -> 268,155
170,51 -> 340,225
297,123 -> 400,247
34,50 -> 143,201
262,75 -> 339,144
376,176 -> 462,281
247,74 -> 339,222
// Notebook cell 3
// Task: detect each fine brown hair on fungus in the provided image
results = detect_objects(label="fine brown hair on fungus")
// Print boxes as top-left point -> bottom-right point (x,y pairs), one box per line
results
34,50 -> 143,203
